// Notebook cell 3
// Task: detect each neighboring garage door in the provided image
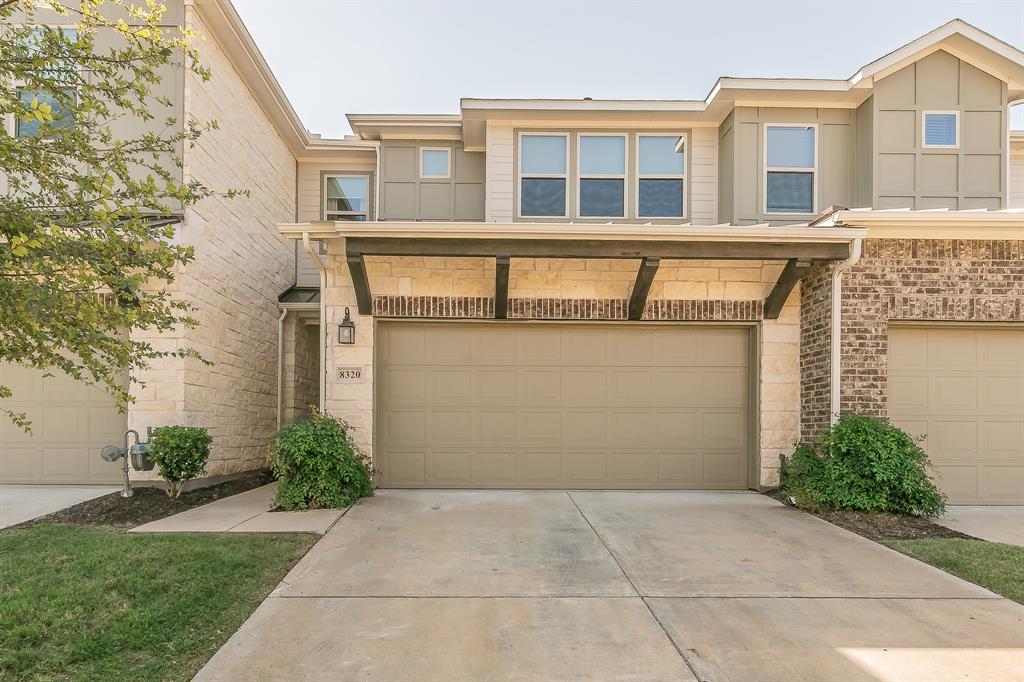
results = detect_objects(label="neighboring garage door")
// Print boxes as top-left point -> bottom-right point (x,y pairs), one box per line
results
889,326 -> 1024,504
377,322 -> 751,489
0,363 -> 126,484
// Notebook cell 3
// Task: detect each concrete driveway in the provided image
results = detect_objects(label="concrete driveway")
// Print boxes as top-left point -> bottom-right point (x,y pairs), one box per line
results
197,491 -> 1024,682
0,485 -> 118,529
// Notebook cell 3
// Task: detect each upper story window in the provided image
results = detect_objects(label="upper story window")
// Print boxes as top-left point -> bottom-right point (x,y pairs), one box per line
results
637,134 -> 685,219
577,134 -> 626,218
922,111 -> 959,148
764,125 -> 816,215
420,147 -> 450,178
519,133 -> 568,217
14,28 -> 78,139
16,89 -> 75,139
324,175 -> 369,221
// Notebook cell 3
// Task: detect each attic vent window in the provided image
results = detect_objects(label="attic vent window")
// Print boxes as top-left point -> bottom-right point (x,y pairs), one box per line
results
923,111 -> 959,148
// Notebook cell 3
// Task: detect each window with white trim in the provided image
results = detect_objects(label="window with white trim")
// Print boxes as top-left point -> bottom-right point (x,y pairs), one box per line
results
519,133 -> 568,217
420,147 -> 450,178
764,125 -> 816,214
922,111 -> 959,148
324,175 -> 369,221
14,28 -> 79,139
578,134 -> 626,218
637,134 -> 685,218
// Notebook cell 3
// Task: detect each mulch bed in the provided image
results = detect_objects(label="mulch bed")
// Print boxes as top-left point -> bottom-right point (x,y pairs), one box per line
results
18,470 -> 275,531
766,490 -> 976,542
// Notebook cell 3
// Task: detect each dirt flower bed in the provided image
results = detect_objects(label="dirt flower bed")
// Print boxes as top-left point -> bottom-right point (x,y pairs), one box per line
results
765,490 -> 975,542
21,470 -> 275,530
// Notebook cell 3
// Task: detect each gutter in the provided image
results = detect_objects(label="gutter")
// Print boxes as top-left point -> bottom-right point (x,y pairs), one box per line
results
302,232 -> 328,412
276,308 -> 288,428
830,238 -> 863,425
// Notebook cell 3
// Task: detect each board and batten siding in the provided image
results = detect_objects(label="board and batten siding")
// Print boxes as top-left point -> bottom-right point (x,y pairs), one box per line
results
719,106 -> 856,225
873,49 -> 1007,210
378,140 -> 485,222
295,159 -> 376,286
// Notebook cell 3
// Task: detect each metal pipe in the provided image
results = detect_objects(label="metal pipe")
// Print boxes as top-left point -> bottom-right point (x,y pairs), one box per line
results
302,232 -> 328,411
121,429 -> 140,498
276,307 -> 289,429
830,238 -> 863,425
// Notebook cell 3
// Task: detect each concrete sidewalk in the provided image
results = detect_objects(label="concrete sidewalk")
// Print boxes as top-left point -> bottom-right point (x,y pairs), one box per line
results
0,485 -> 118,529
195,491 -> 1024,682
129,483 -> 344,534
936,506 -> 1024,546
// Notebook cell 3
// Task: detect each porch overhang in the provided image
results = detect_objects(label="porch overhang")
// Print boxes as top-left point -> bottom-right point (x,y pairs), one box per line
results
277,221 -> 867,321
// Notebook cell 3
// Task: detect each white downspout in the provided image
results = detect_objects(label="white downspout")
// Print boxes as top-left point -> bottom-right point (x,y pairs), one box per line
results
302,232 -> 328,412
276,308 -> 288,429
830,238 -> 863,425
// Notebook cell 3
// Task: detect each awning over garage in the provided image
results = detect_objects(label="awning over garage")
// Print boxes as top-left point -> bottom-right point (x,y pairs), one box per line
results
279,220 -> 867,322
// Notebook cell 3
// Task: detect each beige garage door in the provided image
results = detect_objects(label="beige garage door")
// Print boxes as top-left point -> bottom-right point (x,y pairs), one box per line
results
889,326 -> 1024,504
377,322 -> 751,489
0,363 -> 126,484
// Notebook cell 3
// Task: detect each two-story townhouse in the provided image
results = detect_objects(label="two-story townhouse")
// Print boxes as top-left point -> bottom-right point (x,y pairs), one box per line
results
0,0 -> 373,485
4,9 -> 1021,506
280,19 -> 1024,504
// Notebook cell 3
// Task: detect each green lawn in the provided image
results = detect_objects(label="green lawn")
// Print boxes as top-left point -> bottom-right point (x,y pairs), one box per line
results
0,524 -> 316,681
882,538 -> 1024,605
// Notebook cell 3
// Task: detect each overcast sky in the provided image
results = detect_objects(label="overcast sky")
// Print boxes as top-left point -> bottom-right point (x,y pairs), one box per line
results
232,0 -> 1024,138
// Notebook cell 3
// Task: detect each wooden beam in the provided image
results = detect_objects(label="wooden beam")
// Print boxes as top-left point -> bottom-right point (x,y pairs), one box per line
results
345,250 -> 372,315
763,259 -> 812,320
346,237 -> 850,262
494,255 -> 510,319
628,257 -> 660,321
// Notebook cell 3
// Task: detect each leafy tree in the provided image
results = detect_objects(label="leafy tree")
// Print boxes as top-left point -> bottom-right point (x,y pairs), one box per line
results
1,0 -> 233,429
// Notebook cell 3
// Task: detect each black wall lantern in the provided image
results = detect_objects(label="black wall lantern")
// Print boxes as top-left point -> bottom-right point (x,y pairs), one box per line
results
338,307 -> 356,344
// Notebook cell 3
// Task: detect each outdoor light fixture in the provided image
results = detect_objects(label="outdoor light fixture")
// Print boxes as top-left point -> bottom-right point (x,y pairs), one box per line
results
338,307 -> 356,344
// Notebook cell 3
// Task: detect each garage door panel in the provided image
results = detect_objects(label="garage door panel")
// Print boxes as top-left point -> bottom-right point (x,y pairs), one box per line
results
563,370 -> 607,402
564,412 -> 608,442
474,411 -> 517,443
378,323 -> 750,489
889,326 -> 1023,504
471,452 -> 517,485
518,452 -> 562,485
427,327 -> 472,364
1,362 -> 125,484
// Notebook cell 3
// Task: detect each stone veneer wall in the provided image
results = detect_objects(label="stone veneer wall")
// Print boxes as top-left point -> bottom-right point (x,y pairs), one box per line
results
327,247 -> 800,487
800,239 -> 1024,442
129,7 -> 296,478
282,315 -> 320,425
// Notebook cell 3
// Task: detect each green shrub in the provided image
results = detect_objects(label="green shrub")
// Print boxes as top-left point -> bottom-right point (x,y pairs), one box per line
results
149,426 -> 212,498
269,411 -> 373,510
780,413 -> 946,517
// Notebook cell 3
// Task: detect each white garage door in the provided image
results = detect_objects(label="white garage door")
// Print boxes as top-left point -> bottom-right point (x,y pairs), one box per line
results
888,326 -> 1024,504
0,363 -> 126,484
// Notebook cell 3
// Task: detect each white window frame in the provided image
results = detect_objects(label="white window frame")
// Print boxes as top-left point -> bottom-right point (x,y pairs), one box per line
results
635,132 -> 687,220
762,123 -> 818,216
575,132 -> 627,219
921,110 -> 960,149
323,173 -> 370,221
419,146 -> 451,179
517,131 -> 569,219
9,25 -> 79,141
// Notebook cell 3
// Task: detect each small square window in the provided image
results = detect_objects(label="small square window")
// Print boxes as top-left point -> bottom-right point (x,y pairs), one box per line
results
420,148 -> 450,178
325,175 -> 369,220
923,112 -> 958,148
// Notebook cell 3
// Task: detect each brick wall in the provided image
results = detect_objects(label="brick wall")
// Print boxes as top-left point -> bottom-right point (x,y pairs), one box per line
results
800,239 -> 1024,442
129,7 -> 296,478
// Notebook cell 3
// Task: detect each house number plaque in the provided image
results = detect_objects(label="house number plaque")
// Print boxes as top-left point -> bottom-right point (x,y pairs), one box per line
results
337,367 -> 363,382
